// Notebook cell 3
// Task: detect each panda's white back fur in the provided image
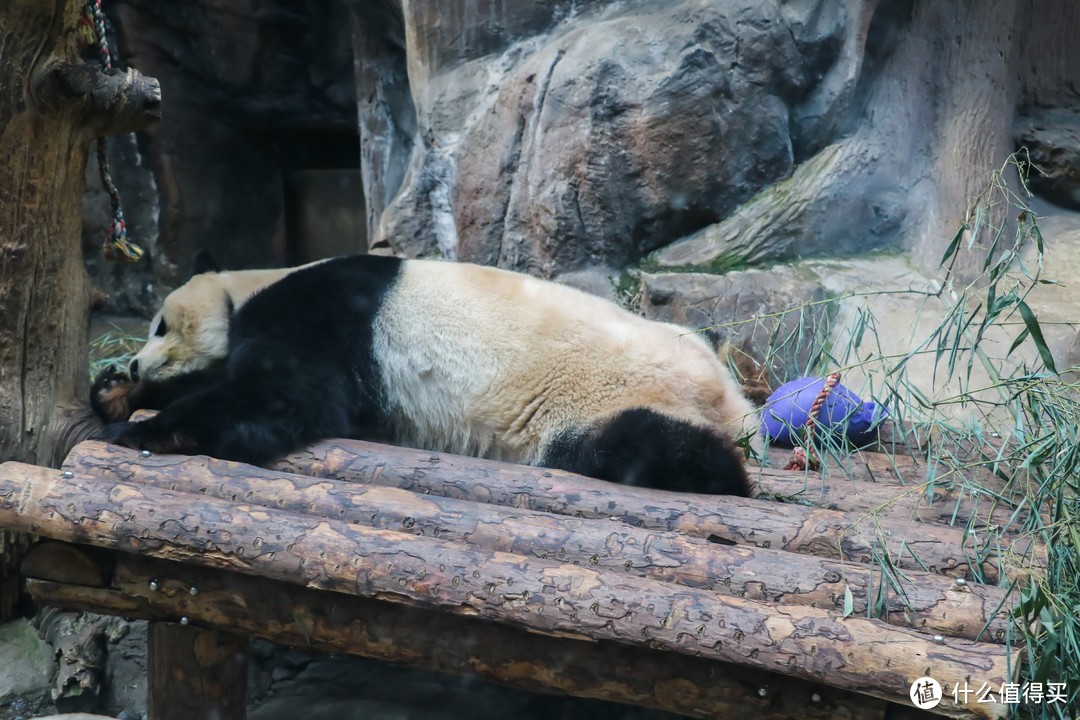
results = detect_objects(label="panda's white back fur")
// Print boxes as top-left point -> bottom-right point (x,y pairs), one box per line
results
374,260 -> 758,464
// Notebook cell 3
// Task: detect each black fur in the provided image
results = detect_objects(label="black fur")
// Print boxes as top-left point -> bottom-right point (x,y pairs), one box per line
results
94,255 -> 751,496
99,255 -> 403,464
191,248 -> 221,275
541,408 -> 751,497
91,363 -> 228,422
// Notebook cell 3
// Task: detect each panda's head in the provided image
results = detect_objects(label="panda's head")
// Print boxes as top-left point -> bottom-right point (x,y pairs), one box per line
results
129,251 -> 235,382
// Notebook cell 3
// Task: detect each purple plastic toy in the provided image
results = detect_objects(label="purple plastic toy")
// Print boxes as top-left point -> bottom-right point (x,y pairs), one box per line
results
760,377 -> 888,447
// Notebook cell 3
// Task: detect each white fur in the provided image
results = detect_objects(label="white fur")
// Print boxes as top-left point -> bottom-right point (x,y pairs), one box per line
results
131,263 -> 323,380
373,260 -> 760,462
132,257 -> 761,461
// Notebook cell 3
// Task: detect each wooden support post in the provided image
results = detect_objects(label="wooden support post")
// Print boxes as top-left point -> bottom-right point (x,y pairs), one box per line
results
148,622 -> 247,720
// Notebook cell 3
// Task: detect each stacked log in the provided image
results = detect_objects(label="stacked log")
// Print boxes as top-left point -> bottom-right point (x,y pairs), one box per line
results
271,438 -> 1044,583
69,441 -> 1016,642
0,434 -> 1031,719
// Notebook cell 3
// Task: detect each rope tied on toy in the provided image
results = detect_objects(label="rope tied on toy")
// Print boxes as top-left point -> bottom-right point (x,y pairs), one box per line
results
81,0 -> 144,263
783,371 -> 841,472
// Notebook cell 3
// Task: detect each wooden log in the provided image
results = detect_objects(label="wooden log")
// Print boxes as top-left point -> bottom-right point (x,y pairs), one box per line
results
65,441 -> 1019,643
148,622 -> 247,720
124,411 -> 1035,534
759,446 -> 917,483
21,541 -> 111,587
27,552 -> 890,720
0,461 -> 1015,717
270,439 -> 1042,583
755,465 -> 1036,533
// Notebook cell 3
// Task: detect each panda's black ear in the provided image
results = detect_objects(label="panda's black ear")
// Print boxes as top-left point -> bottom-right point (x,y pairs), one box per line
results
191,249 -> 221,277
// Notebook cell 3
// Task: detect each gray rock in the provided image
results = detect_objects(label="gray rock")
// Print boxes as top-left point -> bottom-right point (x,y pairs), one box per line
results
1016,106 -> 1080,209
553,267 -> 619,301
101,620 -> 147,719
270,667 -> 297,684
372,0 -> 845,275
645,141 -> 908,273
0,619 -> 56,703
641,268 -> 832,384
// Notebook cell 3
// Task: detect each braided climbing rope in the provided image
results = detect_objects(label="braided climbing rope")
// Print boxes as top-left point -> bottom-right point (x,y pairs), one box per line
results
81,0 -> 144,263
783,371 -> 842,472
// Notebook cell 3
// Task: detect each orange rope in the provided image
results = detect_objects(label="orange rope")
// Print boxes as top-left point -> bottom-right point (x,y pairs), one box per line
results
784,372 -> 841,472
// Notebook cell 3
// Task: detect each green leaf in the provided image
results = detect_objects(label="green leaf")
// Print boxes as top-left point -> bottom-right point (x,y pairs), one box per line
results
842,586 -> 854,618
969,206 -> 983,249
1007,327 -> 1030,357
1017,300 -> 1058,374
939,224 -> 966,267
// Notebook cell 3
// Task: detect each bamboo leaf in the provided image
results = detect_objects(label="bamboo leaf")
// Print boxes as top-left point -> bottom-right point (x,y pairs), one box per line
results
969,206 -> 983,249
1017,300 -> 1058,374
939,224 -> 966,267
1007,327 -> 1030,357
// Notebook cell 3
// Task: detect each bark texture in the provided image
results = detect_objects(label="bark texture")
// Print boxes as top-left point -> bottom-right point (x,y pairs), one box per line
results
0,460 -> 1015,717
0,0 -> 159,620
26,551 -> 890,720
270,438 -> 1041,584
66,441 -> 1018,643
147,623 -> 247,720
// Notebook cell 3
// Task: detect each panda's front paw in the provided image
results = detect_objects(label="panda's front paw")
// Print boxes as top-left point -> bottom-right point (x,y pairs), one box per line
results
98,420 -> 140,447
90,365 -> 138,422
98,418 -> 198,456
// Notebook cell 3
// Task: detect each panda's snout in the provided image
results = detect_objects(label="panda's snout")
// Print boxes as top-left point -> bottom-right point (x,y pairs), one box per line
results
129,359 -> 140,383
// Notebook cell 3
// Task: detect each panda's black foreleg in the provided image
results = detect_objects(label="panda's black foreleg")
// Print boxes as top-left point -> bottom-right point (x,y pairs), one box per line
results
90,362 -> 227,423
103,370 -> 357,466
541,408 -> 752,497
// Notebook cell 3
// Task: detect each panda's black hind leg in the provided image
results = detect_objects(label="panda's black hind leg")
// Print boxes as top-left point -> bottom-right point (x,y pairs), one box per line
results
541,408 -> 752,497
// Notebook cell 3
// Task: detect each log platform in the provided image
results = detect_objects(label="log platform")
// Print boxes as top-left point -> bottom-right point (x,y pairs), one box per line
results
0,425 -> 1043,720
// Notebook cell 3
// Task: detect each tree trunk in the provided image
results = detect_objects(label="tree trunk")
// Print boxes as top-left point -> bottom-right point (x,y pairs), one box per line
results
0,0 -> 159,618
0,0 -> 90,470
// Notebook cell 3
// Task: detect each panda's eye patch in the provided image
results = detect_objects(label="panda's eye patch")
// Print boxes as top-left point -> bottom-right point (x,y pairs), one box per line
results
154,319 -> 168,337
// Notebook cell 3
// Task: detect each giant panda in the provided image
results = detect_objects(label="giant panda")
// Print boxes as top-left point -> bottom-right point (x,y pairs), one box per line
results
92,253 -> 760,496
